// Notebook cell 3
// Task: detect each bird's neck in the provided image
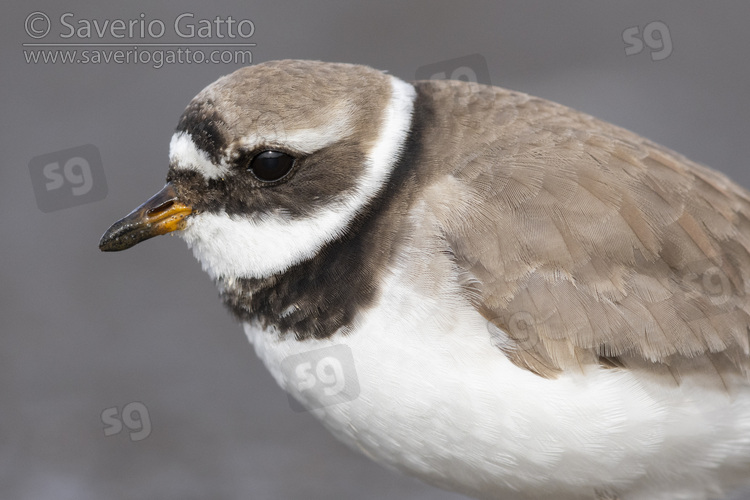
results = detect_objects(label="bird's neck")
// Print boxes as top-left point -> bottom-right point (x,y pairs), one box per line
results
217,90 -> 434,340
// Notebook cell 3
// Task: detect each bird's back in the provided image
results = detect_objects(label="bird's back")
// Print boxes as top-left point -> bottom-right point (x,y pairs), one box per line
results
412,78 -> 750,380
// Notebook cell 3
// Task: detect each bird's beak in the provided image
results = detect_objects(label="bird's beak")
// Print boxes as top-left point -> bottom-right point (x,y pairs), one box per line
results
99,182 -> 193,252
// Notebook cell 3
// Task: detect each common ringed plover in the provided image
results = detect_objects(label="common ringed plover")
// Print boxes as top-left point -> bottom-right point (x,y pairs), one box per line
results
100,60 -> 750,500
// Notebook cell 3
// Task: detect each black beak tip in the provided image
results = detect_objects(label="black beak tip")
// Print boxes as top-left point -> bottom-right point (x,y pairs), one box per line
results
98,220 -> 149,252
98,233 -> 120,252
98,238 -> 113,252
98,225 -> 126,252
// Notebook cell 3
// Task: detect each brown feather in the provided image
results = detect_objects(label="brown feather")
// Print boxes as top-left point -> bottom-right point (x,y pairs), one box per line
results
414,79 -> 750,378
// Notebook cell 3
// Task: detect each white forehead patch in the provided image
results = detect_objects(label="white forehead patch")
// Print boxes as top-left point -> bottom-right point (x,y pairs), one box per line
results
179,75 -> 417,279
169,132 -> 231,180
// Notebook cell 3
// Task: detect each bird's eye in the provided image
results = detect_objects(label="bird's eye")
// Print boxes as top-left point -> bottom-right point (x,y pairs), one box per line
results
248,150 -> 295,182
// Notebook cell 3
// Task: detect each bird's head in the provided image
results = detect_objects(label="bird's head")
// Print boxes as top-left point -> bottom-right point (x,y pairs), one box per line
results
99,60 -> 416,281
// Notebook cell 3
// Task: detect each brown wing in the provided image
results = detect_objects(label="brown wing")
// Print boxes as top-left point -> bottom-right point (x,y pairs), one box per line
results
417,80 -> 750,378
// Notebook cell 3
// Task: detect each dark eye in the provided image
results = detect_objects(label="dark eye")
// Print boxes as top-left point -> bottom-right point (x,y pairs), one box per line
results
248,150 -> 295,182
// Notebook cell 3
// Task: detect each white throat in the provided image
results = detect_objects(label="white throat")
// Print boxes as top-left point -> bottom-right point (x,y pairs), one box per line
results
177,76 -> 416,280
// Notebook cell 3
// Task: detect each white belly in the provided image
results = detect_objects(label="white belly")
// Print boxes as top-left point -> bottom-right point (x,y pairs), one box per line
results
242,270 -> 750,500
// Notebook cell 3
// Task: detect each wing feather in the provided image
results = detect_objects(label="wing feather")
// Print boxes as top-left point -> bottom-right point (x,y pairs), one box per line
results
416,80 -> 750,377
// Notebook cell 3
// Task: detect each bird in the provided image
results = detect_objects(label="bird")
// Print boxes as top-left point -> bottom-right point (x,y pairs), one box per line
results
99,59 -> 750,500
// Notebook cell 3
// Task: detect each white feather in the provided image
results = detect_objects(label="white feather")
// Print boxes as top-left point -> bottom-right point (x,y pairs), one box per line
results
233,119 -> 354,156
243,241 -> 750,500
169,132 -> 231,180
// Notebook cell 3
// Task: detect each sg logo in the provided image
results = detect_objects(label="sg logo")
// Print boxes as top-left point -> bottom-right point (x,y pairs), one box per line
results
415,54 -> 492,86
43,157 -> 94,196
101,401 -> 152,442
281,345 -> 360,412
29,144 -> 107,212
623,21 -> 673,61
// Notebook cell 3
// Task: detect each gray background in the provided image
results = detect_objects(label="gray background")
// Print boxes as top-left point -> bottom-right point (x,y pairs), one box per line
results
3,1 -> 750,499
